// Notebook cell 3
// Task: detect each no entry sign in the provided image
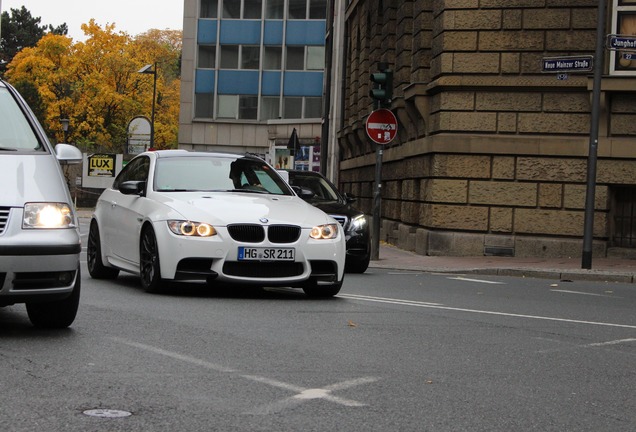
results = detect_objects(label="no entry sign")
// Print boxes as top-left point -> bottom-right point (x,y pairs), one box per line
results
366,108 -> 397,144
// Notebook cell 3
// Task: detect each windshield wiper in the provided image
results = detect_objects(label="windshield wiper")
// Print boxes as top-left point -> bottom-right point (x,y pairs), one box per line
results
229,188 -> 271,194
0,147 -> 18,151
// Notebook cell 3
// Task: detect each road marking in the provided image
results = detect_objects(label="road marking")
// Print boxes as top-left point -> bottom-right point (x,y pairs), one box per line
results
387,271 -> 422,275
587,338 -> 636,347
246,376 -> 377,414
551,289 -> 612,297
338,294 -> 636,330
111,337 -> 377,412
448,276 -> 505,285
341,293 -> 442,306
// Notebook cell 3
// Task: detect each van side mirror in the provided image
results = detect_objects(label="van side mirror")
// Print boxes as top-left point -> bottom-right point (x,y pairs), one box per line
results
55,144 -> 82,165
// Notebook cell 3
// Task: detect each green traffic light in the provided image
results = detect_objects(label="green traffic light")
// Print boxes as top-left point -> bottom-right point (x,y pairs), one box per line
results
369,70 -> 393,107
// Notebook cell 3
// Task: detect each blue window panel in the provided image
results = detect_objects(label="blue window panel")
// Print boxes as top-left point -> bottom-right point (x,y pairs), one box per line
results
218,70 -> 259,95
195,69 -> 216,93
283,72 -> 324,96
264,21 -> 284,45
285,21 -> 326,46
197,19 -> 217,44
261,71 -> 281,96
219,21 -> 261,45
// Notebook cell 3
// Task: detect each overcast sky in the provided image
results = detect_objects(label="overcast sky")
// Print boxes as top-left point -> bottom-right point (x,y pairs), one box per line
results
1,0 -> 184,41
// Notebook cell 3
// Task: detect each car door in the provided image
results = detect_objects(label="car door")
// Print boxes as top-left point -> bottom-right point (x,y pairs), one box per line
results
109,156 -> 151,265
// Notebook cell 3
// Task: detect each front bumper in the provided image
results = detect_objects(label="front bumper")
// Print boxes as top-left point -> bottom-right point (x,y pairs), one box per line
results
153,222 -> 346,286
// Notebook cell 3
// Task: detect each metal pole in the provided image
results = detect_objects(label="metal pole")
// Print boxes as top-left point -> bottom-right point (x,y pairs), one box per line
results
371,142 -> 382,260
582,0 -> 607,269
150,63 -> 157,149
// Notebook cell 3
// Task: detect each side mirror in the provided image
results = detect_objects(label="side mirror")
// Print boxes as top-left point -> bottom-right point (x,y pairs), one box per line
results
292,185 -> 315,200
55,143 -> 82,165
343,192 -> 357,203
119,180 -> 146,196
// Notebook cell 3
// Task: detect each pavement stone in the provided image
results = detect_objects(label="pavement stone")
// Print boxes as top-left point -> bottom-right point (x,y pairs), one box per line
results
76,208 -> 636,284
371,243 -> 636,284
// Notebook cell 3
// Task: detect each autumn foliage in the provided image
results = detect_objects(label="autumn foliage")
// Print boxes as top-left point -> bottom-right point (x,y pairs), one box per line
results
5,20 -> 181,151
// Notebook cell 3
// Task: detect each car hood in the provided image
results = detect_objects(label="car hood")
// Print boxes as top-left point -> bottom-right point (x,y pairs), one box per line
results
306,199 -> 364,218
0,153 -> 70,206
152,192 -> 334,227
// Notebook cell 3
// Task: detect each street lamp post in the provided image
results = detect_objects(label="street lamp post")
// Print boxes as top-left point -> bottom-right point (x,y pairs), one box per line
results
59,118 -> 70,143
138,63 -> 157,149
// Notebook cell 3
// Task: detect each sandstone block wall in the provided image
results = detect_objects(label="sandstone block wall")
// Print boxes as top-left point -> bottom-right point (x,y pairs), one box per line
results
338,0 -> 636,257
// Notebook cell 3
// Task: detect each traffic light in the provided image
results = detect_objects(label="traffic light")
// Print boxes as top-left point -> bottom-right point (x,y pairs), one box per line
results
369,67 -> 393,108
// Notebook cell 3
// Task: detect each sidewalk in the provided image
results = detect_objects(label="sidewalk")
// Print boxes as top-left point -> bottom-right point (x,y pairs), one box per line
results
77,209 -> 636,284
371,243 -> 636,284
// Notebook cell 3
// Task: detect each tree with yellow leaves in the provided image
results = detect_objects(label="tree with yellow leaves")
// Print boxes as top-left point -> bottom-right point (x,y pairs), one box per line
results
5,19 -> 181,151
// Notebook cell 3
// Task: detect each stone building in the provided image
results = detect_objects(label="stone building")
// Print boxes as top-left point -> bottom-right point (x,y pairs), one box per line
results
336,0 -> 636,258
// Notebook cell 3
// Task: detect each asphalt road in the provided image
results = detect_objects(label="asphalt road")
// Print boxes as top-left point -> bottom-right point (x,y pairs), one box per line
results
0,223 -> 634,431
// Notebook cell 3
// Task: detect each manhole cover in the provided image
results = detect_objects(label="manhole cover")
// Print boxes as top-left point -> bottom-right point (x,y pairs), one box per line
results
83,409 -> 132,418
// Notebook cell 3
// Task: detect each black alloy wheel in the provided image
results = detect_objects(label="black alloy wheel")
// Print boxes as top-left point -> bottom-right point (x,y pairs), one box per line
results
140,226 -> 163,293
87,221 -> 119,279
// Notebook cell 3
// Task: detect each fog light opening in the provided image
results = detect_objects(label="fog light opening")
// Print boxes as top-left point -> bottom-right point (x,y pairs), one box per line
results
59,271 -> 74,284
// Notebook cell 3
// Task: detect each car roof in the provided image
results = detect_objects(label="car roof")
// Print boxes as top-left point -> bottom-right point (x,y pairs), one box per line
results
285,170 -> 324,178
142,150 -> 265,161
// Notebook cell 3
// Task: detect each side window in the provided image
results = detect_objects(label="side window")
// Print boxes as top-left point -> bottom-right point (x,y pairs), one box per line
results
112,157 -> 150,189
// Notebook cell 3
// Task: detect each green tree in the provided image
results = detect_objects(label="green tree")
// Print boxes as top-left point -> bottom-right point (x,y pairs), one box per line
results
6,21 -> 182,150
0,6 -> 66,76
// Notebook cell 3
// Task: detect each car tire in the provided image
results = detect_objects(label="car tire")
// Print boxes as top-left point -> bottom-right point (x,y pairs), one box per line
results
26,268 -> 81,329
346,254 -> 370,274
302,278 -> 343,298
87,221 -> 119,279
140,226 -> 164,293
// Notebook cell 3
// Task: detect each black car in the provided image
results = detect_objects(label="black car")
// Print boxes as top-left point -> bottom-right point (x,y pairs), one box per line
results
285,170 -> 370,273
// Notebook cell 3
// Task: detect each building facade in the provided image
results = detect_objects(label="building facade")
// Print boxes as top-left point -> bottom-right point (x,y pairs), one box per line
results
337,0 -> 636,258
180,0 -> 328,170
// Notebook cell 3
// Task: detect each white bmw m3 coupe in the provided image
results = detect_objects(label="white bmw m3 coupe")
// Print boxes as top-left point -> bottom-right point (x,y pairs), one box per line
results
87,150 -> 346,297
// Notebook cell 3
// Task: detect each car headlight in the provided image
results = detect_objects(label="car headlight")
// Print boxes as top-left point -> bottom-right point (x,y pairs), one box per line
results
168,220 -> 217,237
350,214 -> 367,231
309,223 -> 339,240
23,203 -> 75,229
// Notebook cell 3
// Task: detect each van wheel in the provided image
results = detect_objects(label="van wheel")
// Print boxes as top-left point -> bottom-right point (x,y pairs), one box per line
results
26,268 -> 81,329
87,221 -> 119,279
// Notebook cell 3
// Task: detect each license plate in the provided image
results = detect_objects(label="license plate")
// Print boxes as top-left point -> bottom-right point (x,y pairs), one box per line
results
238,247 -> 295,261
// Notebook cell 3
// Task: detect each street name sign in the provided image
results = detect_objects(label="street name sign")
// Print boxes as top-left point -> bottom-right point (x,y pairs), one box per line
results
366,108 -> 398,145
542,56 -> 594,73
606,34 -> 636,51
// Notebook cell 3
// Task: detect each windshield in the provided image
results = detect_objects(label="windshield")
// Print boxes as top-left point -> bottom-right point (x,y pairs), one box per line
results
0,87 -> 41,151
154,156 -> 293,195
290,173 -> 341,202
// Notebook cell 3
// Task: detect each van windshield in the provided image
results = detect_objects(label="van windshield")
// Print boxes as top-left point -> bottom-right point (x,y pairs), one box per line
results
0,87 -> 41,151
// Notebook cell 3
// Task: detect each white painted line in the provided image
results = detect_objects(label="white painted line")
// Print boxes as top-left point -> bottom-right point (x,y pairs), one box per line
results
112,337 -> 238,373
551,289 -> 608,297
387,271 -> 423,275
587,338 -> 636,347
341,293 -> 442,306
338,294 -> 636,330
448,276 -> 506,285
111,337 -> 378,413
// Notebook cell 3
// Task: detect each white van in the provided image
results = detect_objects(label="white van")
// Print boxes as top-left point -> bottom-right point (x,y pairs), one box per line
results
0,79 -> 83,328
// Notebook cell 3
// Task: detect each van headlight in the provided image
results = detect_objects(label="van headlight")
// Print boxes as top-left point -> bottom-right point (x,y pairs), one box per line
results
309,223 -> 339,240
23,203 -> 75,229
